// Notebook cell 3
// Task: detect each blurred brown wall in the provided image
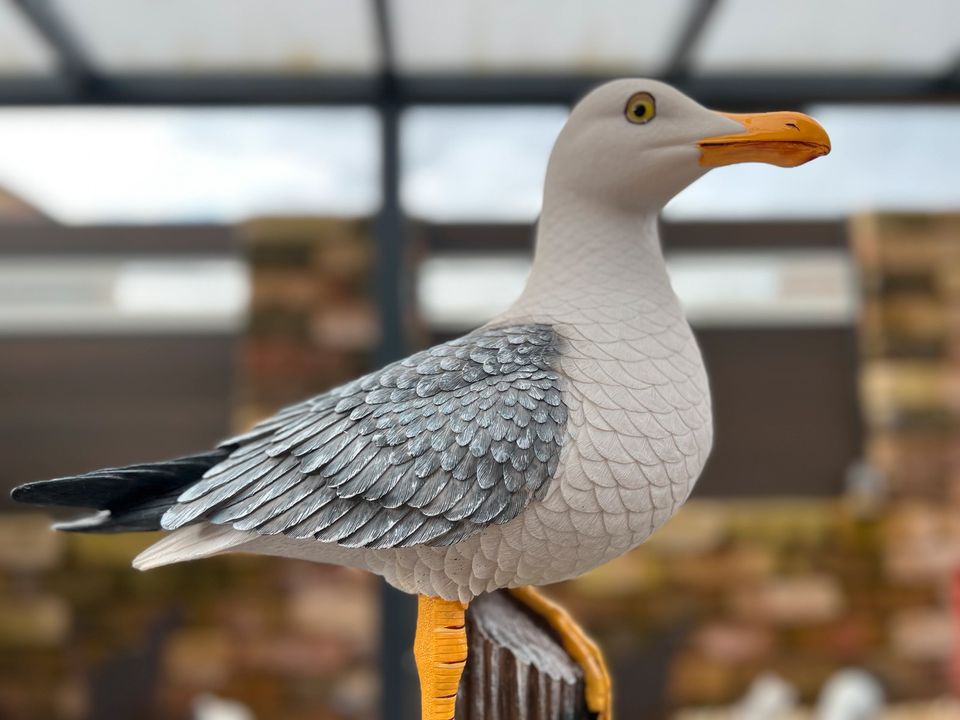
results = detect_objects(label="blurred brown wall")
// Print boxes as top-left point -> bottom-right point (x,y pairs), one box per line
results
0,334 -> 234,506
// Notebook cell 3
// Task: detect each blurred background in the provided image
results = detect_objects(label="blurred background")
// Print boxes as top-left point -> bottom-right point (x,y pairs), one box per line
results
0,0 -> 958,718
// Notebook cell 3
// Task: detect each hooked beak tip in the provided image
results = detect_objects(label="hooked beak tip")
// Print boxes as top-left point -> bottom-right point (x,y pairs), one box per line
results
698,111 -> 831,168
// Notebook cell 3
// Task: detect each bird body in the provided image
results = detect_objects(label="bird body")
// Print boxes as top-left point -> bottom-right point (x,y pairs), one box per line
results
133,190 -> 709,602
13,79 -> 830,719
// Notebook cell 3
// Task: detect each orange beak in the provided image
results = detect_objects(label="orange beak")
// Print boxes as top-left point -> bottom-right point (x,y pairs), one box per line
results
698,111 -> 831,168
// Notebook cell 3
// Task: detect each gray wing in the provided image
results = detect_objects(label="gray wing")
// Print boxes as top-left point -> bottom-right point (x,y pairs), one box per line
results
160,324 -> 568,549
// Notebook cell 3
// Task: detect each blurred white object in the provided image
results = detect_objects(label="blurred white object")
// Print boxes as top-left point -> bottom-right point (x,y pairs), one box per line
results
816,669 -> 884,720
417,254 -> 530,330
417,250 -> 854,331
734,672 -> 798,720
0,258 -> 249,334
192,693 -> 255,720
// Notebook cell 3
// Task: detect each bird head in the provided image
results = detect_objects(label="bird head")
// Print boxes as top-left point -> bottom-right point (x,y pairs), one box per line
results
547,79 -> 831,211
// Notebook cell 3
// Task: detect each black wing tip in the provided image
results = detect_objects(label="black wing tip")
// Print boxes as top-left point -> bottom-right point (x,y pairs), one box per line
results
10,474 -> 105,510
10,449 -> 233,510
10,483 -> 110,532
11,479 -> 62,506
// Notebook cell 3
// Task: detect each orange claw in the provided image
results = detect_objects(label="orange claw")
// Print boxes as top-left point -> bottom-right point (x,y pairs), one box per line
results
509,585 -> 613,720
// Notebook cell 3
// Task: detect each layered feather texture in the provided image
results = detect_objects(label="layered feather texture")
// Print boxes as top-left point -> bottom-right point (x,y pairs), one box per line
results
161,324 -> 568,549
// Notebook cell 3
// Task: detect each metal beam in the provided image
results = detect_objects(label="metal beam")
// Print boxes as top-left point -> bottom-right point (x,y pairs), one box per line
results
373,0 -> 396,75
11,0 -> 96,91
59,74 -> 378,106
399,72 -> 960,107
0,72 -> 955,108
940,51 -> 960,91
678,73 -> 960,108
374,104 -> 419,720
371,2 -> 420,719
663,0 -> 722,79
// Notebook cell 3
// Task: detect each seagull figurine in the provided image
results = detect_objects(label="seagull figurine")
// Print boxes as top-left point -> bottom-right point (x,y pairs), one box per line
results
12,79 -> 830,720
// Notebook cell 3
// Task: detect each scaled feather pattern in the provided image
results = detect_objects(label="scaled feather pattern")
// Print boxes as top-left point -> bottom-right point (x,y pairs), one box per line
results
161,324 -> 568,549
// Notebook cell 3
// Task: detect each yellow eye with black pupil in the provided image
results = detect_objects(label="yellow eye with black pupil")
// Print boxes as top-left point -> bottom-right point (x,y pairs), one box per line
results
625,92 -> 656,124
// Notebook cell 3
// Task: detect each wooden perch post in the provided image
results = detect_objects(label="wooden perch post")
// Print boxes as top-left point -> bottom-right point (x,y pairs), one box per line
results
456,591 -> 591,720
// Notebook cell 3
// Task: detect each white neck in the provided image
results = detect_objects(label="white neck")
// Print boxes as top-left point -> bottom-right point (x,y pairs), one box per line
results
504,186 -> 678,324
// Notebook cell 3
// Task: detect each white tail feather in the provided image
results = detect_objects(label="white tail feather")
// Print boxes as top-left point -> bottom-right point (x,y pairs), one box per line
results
133,523 -> 250,570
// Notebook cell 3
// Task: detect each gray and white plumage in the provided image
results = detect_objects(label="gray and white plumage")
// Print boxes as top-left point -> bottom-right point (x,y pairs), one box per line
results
13,79 -> 829,602
133,192 -> 713,602
129,76 -> 718,598
161,324 -> 567,550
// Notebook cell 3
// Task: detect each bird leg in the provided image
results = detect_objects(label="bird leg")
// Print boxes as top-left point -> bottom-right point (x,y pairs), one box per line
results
509,586 -> 612,720
414,593 -> 469,720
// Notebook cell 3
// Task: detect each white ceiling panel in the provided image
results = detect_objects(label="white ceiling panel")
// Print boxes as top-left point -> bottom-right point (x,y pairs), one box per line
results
693,0 -> 960,74
51,0 -> 378,73
0,3 -> 57,74
391,0 -> 694,74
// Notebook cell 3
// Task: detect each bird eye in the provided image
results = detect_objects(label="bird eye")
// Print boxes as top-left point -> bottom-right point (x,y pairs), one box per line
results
625,92 -> 656,125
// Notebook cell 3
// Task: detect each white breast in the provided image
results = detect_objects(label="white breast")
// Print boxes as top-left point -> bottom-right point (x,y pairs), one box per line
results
477,199 -> 714,590
488,276 -> 712,589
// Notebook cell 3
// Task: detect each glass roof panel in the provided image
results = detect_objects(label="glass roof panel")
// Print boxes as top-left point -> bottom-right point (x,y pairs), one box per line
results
693,0 -> 960,74
0,108 -> 379,224
0,3 -> 57,74
666,104 -> 960,220
402,106 -> 568,221
391,0 -> 693,74
51,0 -> 378,73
